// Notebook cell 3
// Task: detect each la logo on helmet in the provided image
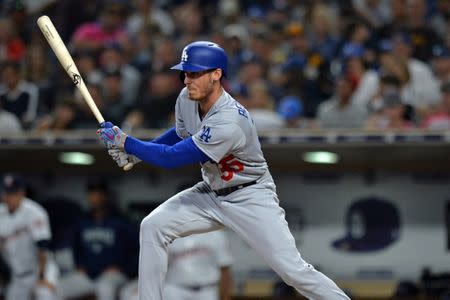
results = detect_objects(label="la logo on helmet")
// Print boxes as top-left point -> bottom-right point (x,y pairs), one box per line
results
181,49 -> 189,62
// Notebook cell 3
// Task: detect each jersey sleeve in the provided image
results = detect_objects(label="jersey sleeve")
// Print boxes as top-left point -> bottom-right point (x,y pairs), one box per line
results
29,207 -> 51,242
213,231 -> 233,268
192,119 -> 245,163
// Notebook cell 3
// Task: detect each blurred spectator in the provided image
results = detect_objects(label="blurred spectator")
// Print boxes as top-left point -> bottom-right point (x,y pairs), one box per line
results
172,1 -> 208,48
73,82 -> 104,129
230,59 -> 266,104
283,20 -> 335,118
430,0 -> 450,39
34,98 -> 78,132
0,17 -> 25,62
24,44 -> 56,115
376,0 -> 408,41
366,89 -> 415,129
421,80 -> 450,129
406,0 -> 442,62
124,70 -> 181,129
245,79 -> 284,130
342,21 -> 372,51
73,49 -> 102,85
223,23 -> 252,79
5,0 -> 32,43
277,95 -> 305,128
99,42 -> 142,106
126,0 -> 175,37
100,67 -> 129,125
71,1 -> 130,52
129,24 -> 155,74
55,0 -> 104,41
17,0 -> 56,15
389,32 -> 441,109
58,177 -> 138,300
0,100 -> 22,134
317,75 -> 368,129
369,73 -> 402,111
305,3 -> 339,61
151,38 -> 178,73
341,43 -> 380,108
430,44 -> 450,84
0,60 -> 39,128
351,0 -> 391,29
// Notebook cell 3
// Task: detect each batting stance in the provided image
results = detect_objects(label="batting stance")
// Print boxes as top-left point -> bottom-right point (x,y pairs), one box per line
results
98,41 -> 350,300
0,174 -> 59,300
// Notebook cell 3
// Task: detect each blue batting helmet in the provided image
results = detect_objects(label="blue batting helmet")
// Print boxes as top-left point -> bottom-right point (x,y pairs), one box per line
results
171,41 -> 228,76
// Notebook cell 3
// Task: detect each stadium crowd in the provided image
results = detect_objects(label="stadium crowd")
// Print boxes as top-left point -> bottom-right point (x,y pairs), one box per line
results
0,0 -> 450,134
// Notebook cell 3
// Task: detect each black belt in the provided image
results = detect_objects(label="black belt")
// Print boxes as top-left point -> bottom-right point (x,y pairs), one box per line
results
181,282 -> 217,291
213,180 -> 257,197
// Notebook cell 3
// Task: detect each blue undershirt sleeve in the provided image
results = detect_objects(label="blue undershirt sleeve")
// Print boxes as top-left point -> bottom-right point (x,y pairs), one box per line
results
149,127 -> 182,145
125,135 -> 210,169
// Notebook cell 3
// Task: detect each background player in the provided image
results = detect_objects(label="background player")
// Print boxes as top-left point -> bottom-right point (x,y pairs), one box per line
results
0,174 -> 59,300
120,230 -> 233,300
98,41 -> 350,300
57,177 -> 138,300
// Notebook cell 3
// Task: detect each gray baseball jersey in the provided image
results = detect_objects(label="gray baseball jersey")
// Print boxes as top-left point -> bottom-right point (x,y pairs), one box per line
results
175,88 -> 268,190
165,230 -> 232,286
0,198 -> 51,276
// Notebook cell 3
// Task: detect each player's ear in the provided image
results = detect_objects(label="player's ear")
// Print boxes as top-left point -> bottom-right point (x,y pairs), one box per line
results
212,69 -> 222,81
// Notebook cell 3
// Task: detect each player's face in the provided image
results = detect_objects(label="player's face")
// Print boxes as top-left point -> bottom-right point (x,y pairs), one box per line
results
184,69 -> 221,101
87,190 -> 107,210
2,190 -> 24,213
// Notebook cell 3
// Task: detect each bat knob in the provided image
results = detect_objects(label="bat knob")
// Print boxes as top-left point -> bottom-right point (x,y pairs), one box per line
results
123,162 -> 134,171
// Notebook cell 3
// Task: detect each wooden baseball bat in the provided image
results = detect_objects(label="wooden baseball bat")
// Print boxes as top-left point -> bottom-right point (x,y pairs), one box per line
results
37,15 -> 134,171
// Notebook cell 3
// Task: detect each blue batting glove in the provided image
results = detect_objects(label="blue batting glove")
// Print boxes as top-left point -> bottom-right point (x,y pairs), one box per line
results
97,125 -> 128,149
100,121 -> 114,128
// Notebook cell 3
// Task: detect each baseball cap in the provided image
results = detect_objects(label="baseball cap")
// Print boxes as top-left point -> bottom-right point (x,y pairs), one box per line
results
278,96 -> 303,121
2,174 -> 25,193
332,197 -> 401,252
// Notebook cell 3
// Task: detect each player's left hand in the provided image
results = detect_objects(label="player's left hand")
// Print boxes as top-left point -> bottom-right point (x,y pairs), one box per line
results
97,123 -> 128,149
108,148 -> 141,168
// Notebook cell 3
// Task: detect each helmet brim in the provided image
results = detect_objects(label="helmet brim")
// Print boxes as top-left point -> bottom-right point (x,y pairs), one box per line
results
170,62 -> 208,72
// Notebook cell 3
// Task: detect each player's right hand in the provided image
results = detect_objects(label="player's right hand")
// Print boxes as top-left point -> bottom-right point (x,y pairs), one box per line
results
108,148 -> 141,168
97,124 -> 128,149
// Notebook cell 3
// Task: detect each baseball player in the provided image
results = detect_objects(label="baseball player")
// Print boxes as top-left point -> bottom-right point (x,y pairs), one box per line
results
0,174 -> 59,300
57,178 -> 136,300
97,41 -> 350,300
120,230 -> 233,300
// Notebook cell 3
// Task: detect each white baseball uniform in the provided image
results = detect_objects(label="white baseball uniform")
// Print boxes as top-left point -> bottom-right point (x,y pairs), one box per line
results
0,198 -> 58,300
138,88 -> 350,300
121,230 -> 232,300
